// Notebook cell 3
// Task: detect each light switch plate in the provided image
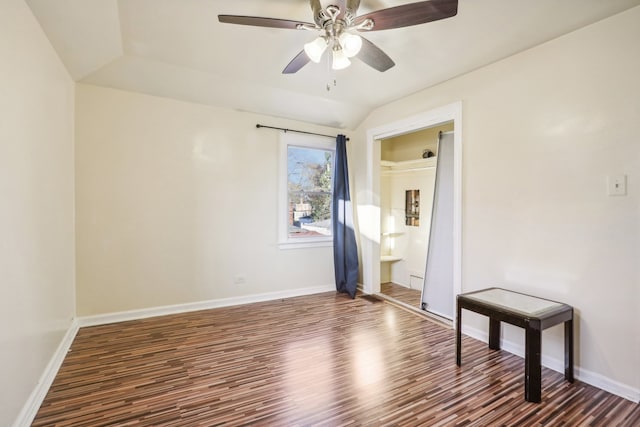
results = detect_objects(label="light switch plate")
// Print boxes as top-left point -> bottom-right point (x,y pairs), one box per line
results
607,175 -> 627,196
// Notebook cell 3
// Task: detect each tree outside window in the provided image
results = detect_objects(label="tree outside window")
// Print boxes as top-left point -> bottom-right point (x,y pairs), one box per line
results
287,146 -> 333,238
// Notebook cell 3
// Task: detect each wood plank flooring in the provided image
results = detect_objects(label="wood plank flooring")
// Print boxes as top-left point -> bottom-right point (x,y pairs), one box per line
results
34,292 -> 639,426
381,282 -> 422,308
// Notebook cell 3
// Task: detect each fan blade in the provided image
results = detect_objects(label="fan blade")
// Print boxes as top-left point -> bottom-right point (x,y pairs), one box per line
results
218,15 -> 313,30
283,51 -> 311,74
357,37 -> 395,72
355,0 -> 457,31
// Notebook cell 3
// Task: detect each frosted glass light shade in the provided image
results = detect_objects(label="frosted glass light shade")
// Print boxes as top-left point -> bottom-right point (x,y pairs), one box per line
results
339,32 -> 362,58
332,47 -> 351,70
304,37 -> 328,63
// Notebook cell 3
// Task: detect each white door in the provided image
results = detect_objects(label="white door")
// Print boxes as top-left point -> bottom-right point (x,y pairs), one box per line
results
421,131 -> 454,319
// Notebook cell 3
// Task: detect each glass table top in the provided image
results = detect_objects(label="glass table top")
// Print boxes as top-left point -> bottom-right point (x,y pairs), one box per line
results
462,288 -> 564,316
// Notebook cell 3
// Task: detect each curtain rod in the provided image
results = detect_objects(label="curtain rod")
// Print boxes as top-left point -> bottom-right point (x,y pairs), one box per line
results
256,124 -> 349,141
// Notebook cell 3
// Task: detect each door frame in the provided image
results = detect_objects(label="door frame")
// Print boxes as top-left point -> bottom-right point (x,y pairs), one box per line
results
362,101 -> 463,321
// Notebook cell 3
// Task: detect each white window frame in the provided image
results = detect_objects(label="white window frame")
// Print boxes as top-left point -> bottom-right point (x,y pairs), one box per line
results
278,132 -> 335,250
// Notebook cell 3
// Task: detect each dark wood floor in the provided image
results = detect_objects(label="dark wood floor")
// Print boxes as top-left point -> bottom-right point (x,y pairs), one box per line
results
381,282 -> 422,307
34,292 -> 639,426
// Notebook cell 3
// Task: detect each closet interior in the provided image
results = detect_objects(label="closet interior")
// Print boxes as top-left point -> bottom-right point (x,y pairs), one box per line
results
379,122 -> 453,311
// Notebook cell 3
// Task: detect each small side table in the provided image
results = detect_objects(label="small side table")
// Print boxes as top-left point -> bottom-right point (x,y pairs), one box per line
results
456,287 -> 574,403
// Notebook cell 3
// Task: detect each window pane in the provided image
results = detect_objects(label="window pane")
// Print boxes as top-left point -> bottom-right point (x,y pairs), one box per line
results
287,146 -> 333,238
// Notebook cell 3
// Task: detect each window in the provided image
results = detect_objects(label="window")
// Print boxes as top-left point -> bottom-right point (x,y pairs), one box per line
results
279,133 -> 335,249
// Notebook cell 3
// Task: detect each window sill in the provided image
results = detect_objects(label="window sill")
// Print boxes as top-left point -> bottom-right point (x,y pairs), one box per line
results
278,238 -> 333,250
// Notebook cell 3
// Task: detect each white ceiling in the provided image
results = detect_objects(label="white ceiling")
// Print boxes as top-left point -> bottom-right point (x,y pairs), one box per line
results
26,0 -> 640,129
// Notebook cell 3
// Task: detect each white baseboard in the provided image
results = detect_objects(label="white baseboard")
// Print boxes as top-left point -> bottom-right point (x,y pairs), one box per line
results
12,319 -> 79,427
19,288 -> 635,427
77,284 -> 335,327
461,325 -> 640,403
13,285 -> 335,426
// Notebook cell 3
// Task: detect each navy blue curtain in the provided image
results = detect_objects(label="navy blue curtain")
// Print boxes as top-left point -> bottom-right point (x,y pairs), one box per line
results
333,134 -> 359,298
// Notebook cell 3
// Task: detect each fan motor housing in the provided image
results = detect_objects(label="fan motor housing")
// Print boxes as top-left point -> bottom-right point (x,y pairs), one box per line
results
312,0 -> 360,28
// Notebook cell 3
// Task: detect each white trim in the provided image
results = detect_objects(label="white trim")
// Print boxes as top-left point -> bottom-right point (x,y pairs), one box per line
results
278,237 -> 333,250
14,285 -> 334,426
461,325 -> 640,403
77,284 -> 335,327
363,102 -> 463,322
12,320 -> 79,427
14,285 -> 637,427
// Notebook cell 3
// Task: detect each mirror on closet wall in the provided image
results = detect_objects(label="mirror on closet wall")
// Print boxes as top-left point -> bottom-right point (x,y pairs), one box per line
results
379,121 -> 454,314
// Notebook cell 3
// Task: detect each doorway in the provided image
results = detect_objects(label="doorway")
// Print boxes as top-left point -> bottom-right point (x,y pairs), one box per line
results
361,102 -> 462,325
379,124 -> 452,312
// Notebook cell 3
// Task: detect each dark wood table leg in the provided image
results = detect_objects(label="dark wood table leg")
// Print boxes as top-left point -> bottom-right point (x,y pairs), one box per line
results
489,317 -> 501,350
565,317 -> 574,382
456,300 -> 462,366
525,322 -> 542,403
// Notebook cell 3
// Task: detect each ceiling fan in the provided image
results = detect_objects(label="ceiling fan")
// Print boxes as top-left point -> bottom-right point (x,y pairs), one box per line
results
218,0 -> 458,74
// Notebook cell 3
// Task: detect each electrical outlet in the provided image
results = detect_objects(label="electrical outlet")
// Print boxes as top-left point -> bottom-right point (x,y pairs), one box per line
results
607,175 -> 627,196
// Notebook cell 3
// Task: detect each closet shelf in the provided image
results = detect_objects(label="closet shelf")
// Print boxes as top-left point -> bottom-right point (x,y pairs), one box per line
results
380,157 -> 436,172
381,232 -> 404,236
380,255 -> 402,263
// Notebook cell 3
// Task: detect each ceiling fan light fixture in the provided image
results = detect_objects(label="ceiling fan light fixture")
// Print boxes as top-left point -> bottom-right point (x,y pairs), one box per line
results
332,46 -> 351,70
304,36 -> 328,63
220,0 -> 460,74
338,32 -> 362,58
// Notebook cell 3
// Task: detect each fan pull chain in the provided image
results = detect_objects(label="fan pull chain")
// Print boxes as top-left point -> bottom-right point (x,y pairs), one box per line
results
326,52 -> 332,91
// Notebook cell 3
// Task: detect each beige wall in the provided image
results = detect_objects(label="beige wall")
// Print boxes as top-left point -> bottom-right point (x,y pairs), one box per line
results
352,7 -> 640,396
3,2 -> 638,422
0,0 -> 76,425
75,85 -> 338,316
382,122 -> 454,162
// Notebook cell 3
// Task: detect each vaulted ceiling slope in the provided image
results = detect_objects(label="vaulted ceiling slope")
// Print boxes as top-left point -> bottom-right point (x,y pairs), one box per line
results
26,0 -> 640,129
